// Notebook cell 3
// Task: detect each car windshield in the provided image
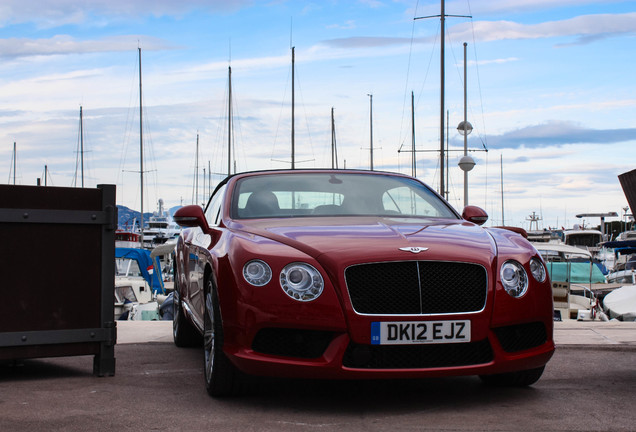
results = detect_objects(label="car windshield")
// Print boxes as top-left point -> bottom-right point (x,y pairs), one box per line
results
231,172 -> 458,219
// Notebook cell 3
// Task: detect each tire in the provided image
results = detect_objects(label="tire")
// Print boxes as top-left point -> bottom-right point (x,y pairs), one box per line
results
172,265 -> 201,347
203,279 -> 242,397
479,366 -> 545,387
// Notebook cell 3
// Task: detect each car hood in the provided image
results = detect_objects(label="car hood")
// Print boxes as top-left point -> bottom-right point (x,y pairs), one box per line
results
229,217 -> 497,266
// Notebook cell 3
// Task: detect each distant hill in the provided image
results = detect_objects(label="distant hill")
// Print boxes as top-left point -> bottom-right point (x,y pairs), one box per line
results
116,204 -> 182,229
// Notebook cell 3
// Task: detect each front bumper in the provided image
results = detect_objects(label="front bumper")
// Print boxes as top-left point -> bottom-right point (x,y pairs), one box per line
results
224,320 -> 555,379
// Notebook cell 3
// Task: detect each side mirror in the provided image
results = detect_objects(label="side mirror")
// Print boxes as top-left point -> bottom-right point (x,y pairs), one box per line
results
462,205 -> 488,226
173,205 -> 210,231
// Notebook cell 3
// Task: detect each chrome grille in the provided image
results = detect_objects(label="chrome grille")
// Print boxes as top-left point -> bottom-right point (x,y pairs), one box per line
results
345,261 -> 487,315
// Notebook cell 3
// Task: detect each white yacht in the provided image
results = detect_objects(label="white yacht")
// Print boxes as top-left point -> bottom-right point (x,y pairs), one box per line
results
142,199 -> 180,248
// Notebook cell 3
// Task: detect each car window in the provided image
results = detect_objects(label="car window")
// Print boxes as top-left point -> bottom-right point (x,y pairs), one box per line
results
205,185 -> 226,226
382,186 -> 443,216
232,173 -> 458,219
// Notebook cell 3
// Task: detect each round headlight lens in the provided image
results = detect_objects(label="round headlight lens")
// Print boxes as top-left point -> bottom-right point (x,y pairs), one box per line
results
530,258 -> 546,283
243,260 -> 272,286
280,262 -> 324,302
500,260 -> 528,298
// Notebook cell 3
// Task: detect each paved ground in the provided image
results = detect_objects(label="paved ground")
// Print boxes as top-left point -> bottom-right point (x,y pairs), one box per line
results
553,320 -> 636,345
1,320 -> 635,432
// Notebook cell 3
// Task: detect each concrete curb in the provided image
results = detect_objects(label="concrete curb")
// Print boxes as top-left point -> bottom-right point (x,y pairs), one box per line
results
114,320 -> 636,346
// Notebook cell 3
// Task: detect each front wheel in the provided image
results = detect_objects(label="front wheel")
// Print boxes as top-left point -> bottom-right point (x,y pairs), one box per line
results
479,366 -> 545,387
203,279 -> 242,397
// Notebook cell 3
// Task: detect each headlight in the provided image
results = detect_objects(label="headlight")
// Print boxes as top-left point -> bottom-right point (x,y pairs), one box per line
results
500,260 -> 528,298
529,258 -> 546,283
243,260 -> 272,286
280,262 -> 324,301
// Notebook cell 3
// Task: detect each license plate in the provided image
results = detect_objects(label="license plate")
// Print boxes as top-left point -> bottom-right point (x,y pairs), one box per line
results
370,320 -> 471,345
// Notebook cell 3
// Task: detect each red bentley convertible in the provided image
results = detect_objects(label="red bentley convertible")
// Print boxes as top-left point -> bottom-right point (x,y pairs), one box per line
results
172,170 -> 554,396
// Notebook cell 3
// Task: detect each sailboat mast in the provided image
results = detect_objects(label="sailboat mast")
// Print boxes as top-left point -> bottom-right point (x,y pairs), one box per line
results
331,107 -> 338,169
13,141 -> 16,185
228,66 -> 233,176
462,41 -> 468,207
411,91 -> 416,178
195,133 -> 199,204
291,47 -> 295,169
414,0 -> 470,196
501,154 -> 505,225
439,0 -> 445,196
446,110 -> 450,200
80,105 -> 85,188
368,93 -> 374,171
138,47 -> 144,239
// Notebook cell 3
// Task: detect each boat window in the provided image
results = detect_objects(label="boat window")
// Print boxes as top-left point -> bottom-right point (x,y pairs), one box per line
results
565,233 -> 602,247
115,258 -> 143,278
114,286 -> 137,303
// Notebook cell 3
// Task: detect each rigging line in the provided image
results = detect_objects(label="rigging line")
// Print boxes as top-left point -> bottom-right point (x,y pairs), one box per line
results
140,90 -> 159,211
398,0 -> 420,152
191,132 -> 198,204
446,8 -> 488,155
117,53 -> 143,208
8,143 -> 14,184
466,0 -> 488,151
73,108 -> 81,187
294,67 -> 317,167
415,21 -> 439,118
412,21 -> 439,180
234,95 -> 249,174
231,81 -> 248,174
483,150 -> 489,218
213,73 -> 230,176
43,166 -> 55,186
445,23 -> 464,98
73,108 -> 94,187
80,111 -> 94,186
270,56 -> 291,166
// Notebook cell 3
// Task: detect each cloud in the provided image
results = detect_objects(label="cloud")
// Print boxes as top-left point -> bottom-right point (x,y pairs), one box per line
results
450,12 -> 636,45
320,36 -> 424,49
358,0 -> 385,8
326,20 -> 357,30
442,0 -> 617,16
0,0 -> 253,27
468,57 -> 519,66
487,121 -> 636,149
320,12 -> 636,50
0,35 -> 176,59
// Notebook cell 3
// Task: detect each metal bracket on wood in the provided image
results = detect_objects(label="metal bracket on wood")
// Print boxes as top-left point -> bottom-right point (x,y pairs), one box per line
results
0,327 -> 116,348
0,208 -> 114,226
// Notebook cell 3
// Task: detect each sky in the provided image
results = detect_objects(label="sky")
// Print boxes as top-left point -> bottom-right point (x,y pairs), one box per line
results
1,0 -> 635,231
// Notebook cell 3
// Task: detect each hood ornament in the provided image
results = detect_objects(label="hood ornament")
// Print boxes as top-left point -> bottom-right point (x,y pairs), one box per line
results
399,246 -> 429,254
